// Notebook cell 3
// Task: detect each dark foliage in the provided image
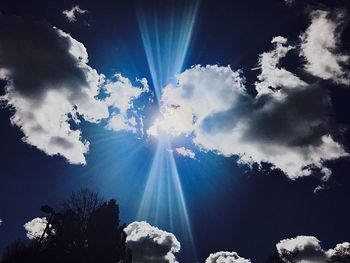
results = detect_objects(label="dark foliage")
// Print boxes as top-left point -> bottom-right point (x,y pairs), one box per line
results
1,189 -> 132,263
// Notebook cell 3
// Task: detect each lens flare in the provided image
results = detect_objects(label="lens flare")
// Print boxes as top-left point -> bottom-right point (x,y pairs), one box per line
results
135,1 -> 199,260
136,135 -> 195,251
147,108 -> 192,137
137,1 -> 199,99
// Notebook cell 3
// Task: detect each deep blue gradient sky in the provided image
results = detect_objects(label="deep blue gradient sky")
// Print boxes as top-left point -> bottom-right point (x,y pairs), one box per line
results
1,0 -> 350,262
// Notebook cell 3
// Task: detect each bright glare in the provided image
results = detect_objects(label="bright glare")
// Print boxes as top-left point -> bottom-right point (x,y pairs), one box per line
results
148,114 -> 184,137
135,1 -> 199,261
147,106 -> 194,137
136,136 -> 195,246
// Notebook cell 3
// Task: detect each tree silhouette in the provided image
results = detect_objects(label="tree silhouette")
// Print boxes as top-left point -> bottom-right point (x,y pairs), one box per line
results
1,241 -> 39,263
62,188 -> 103,232
86,199 -> 129,263
1,189 -> 132,263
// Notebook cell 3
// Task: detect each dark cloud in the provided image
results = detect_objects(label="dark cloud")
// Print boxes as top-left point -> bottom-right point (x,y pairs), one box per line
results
244,82 -> 332,147
50,136 -> 75,149
0,15 -> 148,164
0,16 -> 88,100
151,10 -> 349,180
0,16 -> 108,164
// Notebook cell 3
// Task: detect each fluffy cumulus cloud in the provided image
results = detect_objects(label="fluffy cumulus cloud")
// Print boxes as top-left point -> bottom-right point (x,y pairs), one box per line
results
62,5 -> 88,22
205,251 -> 251,263
104,74 -> 148,134
175,147 -> 196,159
124,221 -> 181,263
205,237 -> 350,263
300,10 -> 350,85
276,236 -> 350,263
149,9 -> 350,180
0,16 -> 146,165
0,16 -> 108,164
149,64 -> 347,179
1,8 -> 349,179
148,65 -> 246,138
24,217 -> 48,240
327,242 -> 350,261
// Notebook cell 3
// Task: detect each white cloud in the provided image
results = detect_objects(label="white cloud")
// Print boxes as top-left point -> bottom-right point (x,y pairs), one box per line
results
255,36 -> 306,97
62,5 -> 88,22
276,236 -> 350,263
148,65 -> 246,137
106,114 -> 138,134
150,63 -> 348,179
0,17 -> 109,164
300,10 -> 350,85
327,242 -> 350,260
175,147 -> 196,159
0,17 -> 148,164
104,74 -> 148,134
148,9 -> 350,179
313,184 -> 326,195
0,219 -> 2,226
24,217 -> 48,240
124,221 -> 180,263
205,251 -> 251,263
202,237 -> 350,263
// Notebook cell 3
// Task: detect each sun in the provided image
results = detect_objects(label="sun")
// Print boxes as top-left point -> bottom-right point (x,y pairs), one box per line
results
147,106 -> 194,138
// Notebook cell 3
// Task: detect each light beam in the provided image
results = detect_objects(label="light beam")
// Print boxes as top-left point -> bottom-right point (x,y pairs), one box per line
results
137,134 -> 195,250
137,1 -> 198,99
135,1 -> 199,261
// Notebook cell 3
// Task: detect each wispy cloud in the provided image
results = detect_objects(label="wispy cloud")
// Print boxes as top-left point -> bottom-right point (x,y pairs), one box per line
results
62,6 -> 88,23
300,10 -> 350,85
175,147 -> 196,160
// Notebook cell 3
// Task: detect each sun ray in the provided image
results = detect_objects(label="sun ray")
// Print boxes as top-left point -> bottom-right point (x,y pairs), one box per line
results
136,135 -> 196,256
136,1 -> 199,99
135,2 -> 199,260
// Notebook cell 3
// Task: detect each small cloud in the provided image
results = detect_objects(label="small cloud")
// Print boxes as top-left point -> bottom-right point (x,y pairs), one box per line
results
284,0 -> 295,6
124,221 -> 180,263
313,185 -> 326,195
175,147 -> 196,160
104,75 -> 149,135
276,235 -> 350,262
255,36 -> 306,97
62,5 -> 88,23
205,251 -> 251,263
0,219 -> 3,226
300,10 -> 350,85
24,217 -> 48,240
327,242 -> 350,260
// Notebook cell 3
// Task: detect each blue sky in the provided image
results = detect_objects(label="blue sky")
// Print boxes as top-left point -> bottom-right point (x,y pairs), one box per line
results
1,0 -> 350,262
